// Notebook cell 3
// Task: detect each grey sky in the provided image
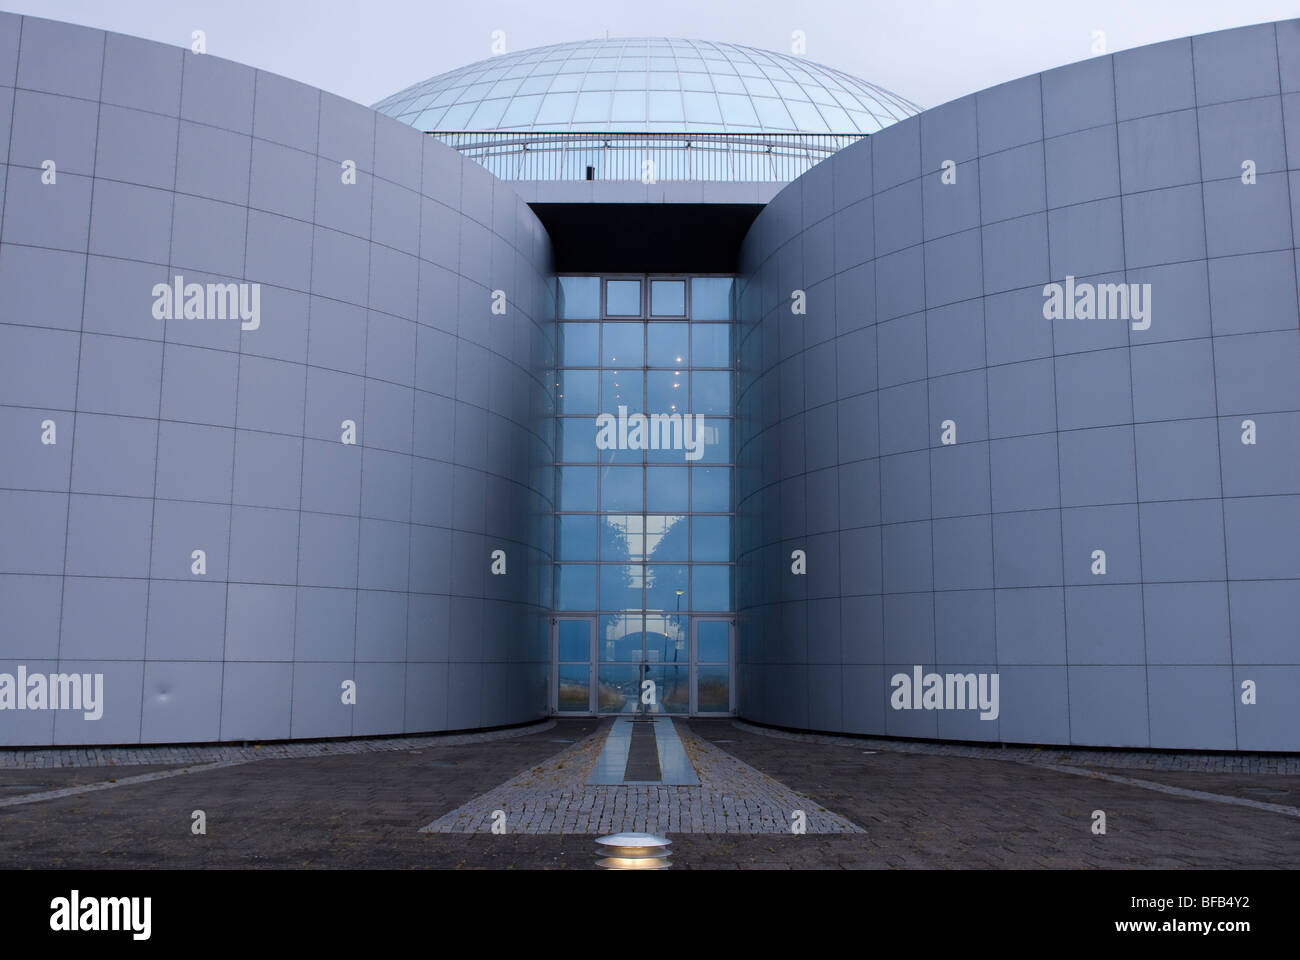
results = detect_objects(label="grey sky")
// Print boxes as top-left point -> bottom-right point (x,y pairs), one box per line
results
2,0 -> 1295,111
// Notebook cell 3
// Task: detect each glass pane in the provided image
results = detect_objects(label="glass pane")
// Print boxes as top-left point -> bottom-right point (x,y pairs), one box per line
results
645,514 -> 688,562
557,664 -> 590,712
601,514 -> 643,561
646,322 -> 689,366
605,280 -> 642,316
557,369 -> 598,413
556,564 -> 597,610
692,565 -> 730,612
560,418 -> 598,462
572,90 -> 607,123
557,619 -> 590,660
602,323 -> 643,365
557,515 -> 598,561
597,664 -> 640,713
692,516 -> 730,561
692,371 -> 731,414
692,278 -> 733,322
598,435 -> 643,465
683,91 -> 722,123
610,91 -> 645,124
601,369 -> 643,414
560,323 -> 598,366
698,418 -> 730,463
691,324 -> 731,367
558,466 -> 596,509
644,665 -> 688,713
601,466 -> 643,511
648,91 -> 684,122
650,280 -> 686,316
558,277 -> 600,319
698,620 -> 729,662
717,93 -> 758,126
645,564 -> 688,611
644,613 -> 687,664
536,91 -> 576,125
645,467 -> 689,511
599,614 -> 642,662
691,466 -> 730,511
646,370 -> 687,412
696,663 -> 729,712
599,562 -> 642,611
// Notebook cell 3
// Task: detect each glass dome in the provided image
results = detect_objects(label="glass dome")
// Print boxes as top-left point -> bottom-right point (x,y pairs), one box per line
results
373,37 -> 920,135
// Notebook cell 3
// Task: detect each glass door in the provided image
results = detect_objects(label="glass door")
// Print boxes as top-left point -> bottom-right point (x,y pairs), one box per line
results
594,613 -> 688,715
692,618 -> 733,714
554,617 -> 595,714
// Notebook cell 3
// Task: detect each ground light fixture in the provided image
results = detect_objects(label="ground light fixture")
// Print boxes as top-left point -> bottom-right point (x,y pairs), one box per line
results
594,832 -> 673,869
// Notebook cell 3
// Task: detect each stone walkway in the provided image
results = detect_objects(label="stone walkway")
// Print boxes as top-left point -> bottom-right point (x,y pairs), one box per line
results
421,719 -> 863,835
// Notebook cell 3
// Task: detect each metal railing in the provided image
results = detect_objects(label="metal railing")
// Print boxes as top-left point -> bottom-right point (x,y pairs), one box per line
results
432,131 -> 865,183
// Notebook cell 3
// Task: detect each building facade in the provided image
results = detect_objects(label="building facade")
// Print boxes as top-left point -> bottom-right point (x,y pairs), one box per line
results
0,14 -> 1297,750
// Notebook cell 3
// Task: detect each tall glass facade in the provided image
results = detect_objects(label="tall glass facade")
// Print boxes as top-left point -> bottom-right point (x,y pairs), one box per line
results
552,275 -> 735,714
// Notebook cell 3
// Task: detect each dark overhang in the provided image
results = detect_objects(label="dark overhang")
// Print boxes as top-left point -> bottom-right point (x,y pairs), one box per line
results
528,202 -> 763,273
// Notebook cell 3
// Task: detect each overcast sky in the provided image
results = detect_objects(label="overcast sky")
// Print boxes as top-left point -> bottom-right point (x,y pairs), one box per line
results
2,0 -> 1295,110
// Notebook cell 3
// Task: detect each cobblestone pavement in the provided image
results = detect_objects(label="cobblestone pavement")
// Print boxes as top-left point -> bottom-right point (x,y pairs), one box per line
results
421,719 -> 861,835
1,717 -> 1298,868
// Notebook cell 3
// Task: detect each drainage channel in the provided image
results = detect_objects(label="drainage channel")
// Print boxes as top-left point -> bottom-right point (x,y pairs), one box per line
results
623,720 -> 662,783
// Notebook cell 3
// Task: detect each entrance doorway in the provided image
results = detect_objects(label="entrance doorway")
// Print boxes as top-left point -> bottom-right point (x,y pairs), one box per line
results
551,615 -> 733,715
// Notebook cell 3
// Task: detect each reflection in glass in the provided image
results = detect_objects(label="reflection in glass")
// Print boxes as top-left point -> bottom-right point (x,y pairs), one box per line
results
601,369 -> 643,413
557,515 -> 598,561
645,514 -> 687,562
597,664 -> 640,713
557,619 -> 590,661
645,467 -> 688,512
645,564 -> 688,610
552,275 -> 737,712
599,614 -> 643,662
644,613 -> 687,663
646,370 -> 687,412
602,323 -> 644,365
557,663 -> 590,712
696,664 -> 729,712
605,280 -> 642,316
559,276 -> 600,319
560,323 -> 598,366
600,514 -> 643,561
599,563 -> 642,611
644,665 -> 689,713
646,322 -> 689,366
650,280 -> 686,316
